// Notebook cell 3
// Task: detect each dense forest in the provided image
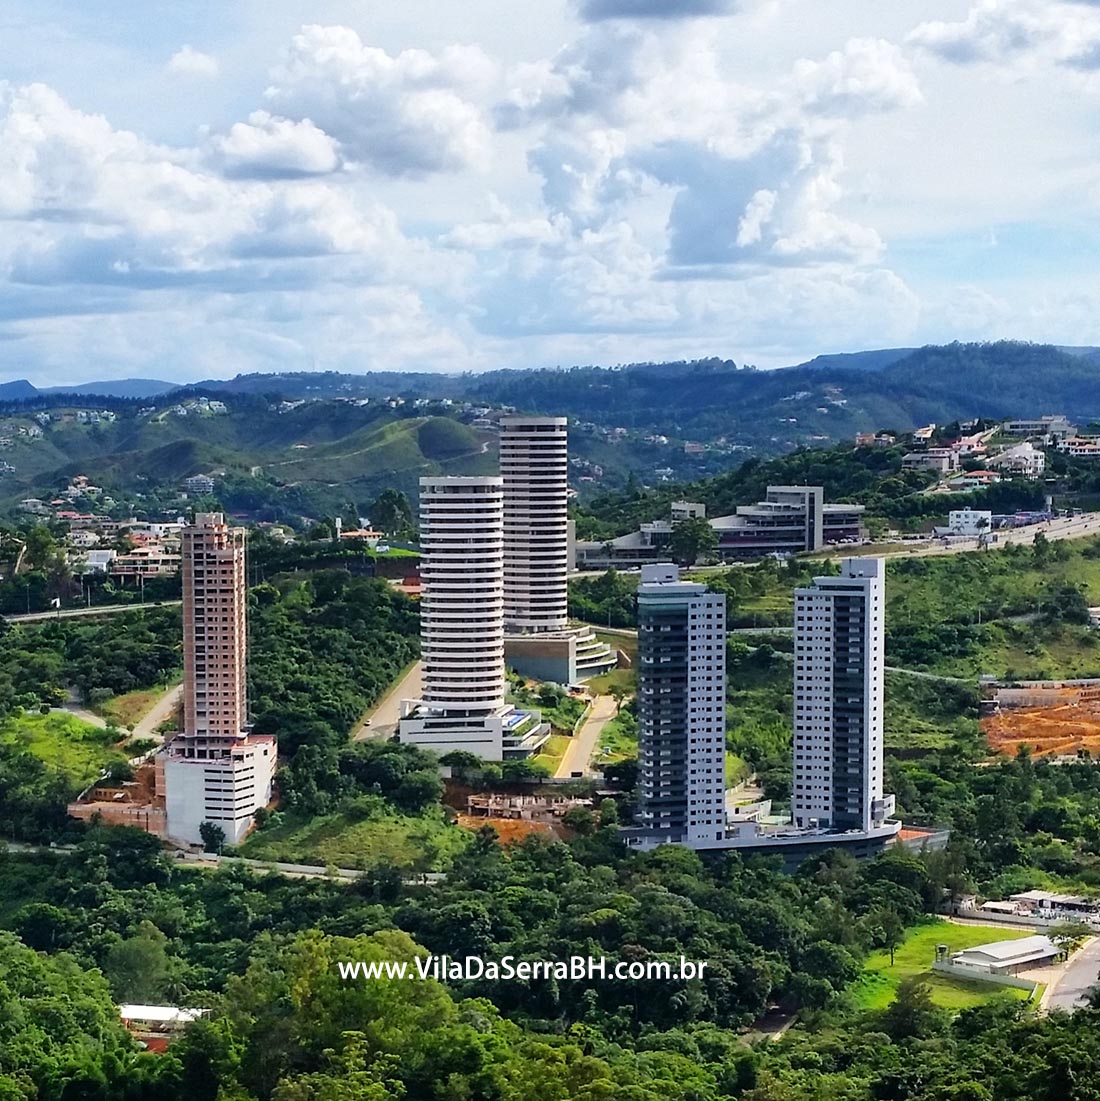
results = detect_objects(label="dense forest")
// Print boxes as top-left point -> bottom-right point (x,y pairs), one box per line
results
5,752 -> 1100,1101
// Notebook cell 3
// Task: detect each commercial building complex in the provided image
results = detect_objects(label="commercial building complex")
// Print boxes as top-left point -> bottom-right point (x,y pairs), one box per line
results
399,478 -> 550,760
1003,415 -> 1076,440
711,486 -> 864,559
575,486 -> 865,569
500,417 -> 615,683
161,513 -> 276,847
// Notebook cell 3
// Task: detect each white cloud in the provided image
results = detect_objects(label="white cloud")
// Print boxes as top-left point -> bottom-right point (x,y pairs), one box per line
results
210,110 -> 342,179
791,38 -> 922,117
495,22 -> 916,275
0,83 -> 413,282
908,0 -> 1100,73
263,25 -> 495,177
167,45 -> 219,79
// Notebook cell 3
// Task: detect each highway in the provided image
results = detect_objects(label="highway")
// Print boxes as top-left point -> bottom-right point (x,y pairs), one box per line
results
871,511 -> 1100,559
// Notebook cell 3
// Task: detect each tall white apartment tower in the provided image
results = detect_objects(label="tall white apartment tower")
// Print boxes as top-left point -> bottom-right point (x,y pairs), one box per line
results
635,564 -> 727,847
498,416 -> 617,683
162,513 -> 276,847
500,417 -> 570,632
399,477 -> 551,760
791,557 -> 895,833
418,477 -> 507,715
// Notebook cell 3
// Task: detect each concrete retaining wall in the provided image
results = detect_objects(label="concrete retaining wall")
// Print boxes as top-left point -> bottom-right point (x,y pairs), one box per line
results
932,959 -> 1039,995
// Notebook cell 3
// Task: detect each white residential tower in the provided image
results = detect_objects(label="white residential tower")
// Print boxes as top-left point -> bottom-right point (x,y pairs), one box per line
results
399,477 -> 549,759
499,416 -> 616,683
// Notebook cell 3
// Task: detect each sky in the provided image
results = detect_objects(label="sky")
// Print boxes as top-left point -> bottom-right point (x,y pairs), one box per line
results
2,0 -> 1100,385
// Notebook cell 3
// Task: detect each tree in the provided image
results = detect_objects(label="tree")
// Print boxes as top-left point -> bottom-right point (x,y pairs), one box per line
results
883,978 -> 947,1040
369,490 -> 415,539
872,907 -> 906,966
199,820 -> 226,854
1033,530 -> 1051,566
563,806 -> 596,835
1049,921 -> 1091,956
24,525 -> 57,570
102,920 -> 171,1002
669,517 -> 719,566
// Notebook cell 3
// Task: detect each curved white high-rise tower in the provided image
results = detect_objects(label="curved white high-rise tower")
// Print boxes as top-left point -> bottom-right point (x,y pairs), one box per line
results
418,477 -> 506,713
500,417 -> 569,632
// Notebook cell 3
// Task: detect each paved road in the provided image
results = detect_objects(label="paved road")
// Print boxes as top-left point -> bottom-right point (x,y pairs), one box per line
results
4,601 -> 181,624
53,688 -> 109,729
354,661 -> 422,741
556,695 -> 618,778
132,683 -> 184,743
0,839 -> 443,886
863,513 -> 1100,560
1045,938 -> 1100,1012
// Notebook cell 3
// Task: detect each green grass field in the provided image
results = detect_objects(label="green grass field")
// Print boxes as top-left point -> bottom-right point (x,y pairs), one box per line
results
238,805 -> 468,871
535,733 -> 572,774
852,922 -> 1036,1011
0,711 -> 126,789
596,711 -> 639,764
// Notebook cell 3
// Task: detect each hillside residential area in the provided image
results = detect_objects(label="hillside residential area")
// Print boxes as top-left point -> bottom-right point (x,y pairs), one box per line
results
9,1 -> 1100,1098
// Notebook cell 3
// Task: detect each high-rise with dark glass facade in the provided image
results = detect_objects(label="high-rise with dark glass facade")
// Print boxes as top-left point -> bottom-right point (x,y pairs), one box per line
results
635,564 -> 727,847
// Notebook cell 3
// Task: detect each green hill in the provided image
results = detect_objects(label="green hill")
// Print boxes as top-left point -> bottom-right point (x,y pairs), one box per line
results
0,398 -> 495,521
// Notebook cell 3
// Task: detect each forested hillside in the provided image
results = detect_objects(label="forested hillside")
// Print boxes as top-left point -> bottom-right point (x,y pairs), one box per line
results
2,342 -> 1099,521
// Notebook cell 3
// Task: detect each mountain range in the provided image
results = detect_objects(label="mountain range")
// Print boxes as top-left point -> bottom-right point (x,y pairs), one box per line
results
4,340 -> 1099,418
0,341 -> 1098,519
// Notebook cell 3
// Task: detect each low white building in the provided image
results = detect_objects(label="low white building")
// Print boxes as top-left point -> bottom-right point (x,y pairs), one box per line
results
935,508 -> 993,538
947,935 -> 1058,976
77,549 -> 117,575
163,732 -> 277,846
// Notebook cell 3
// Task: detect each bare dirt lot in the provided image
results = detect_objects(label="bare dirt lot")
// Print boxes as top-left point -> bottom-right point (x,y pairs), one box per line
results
455,815 -> 562,844
984,699 -> 1100,757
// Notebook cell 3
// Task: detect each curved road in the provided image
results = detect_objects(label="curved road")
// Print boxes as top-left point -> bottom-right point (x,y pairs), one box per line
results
5,600 -> 181,624
1045,938 -> 1100,1013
